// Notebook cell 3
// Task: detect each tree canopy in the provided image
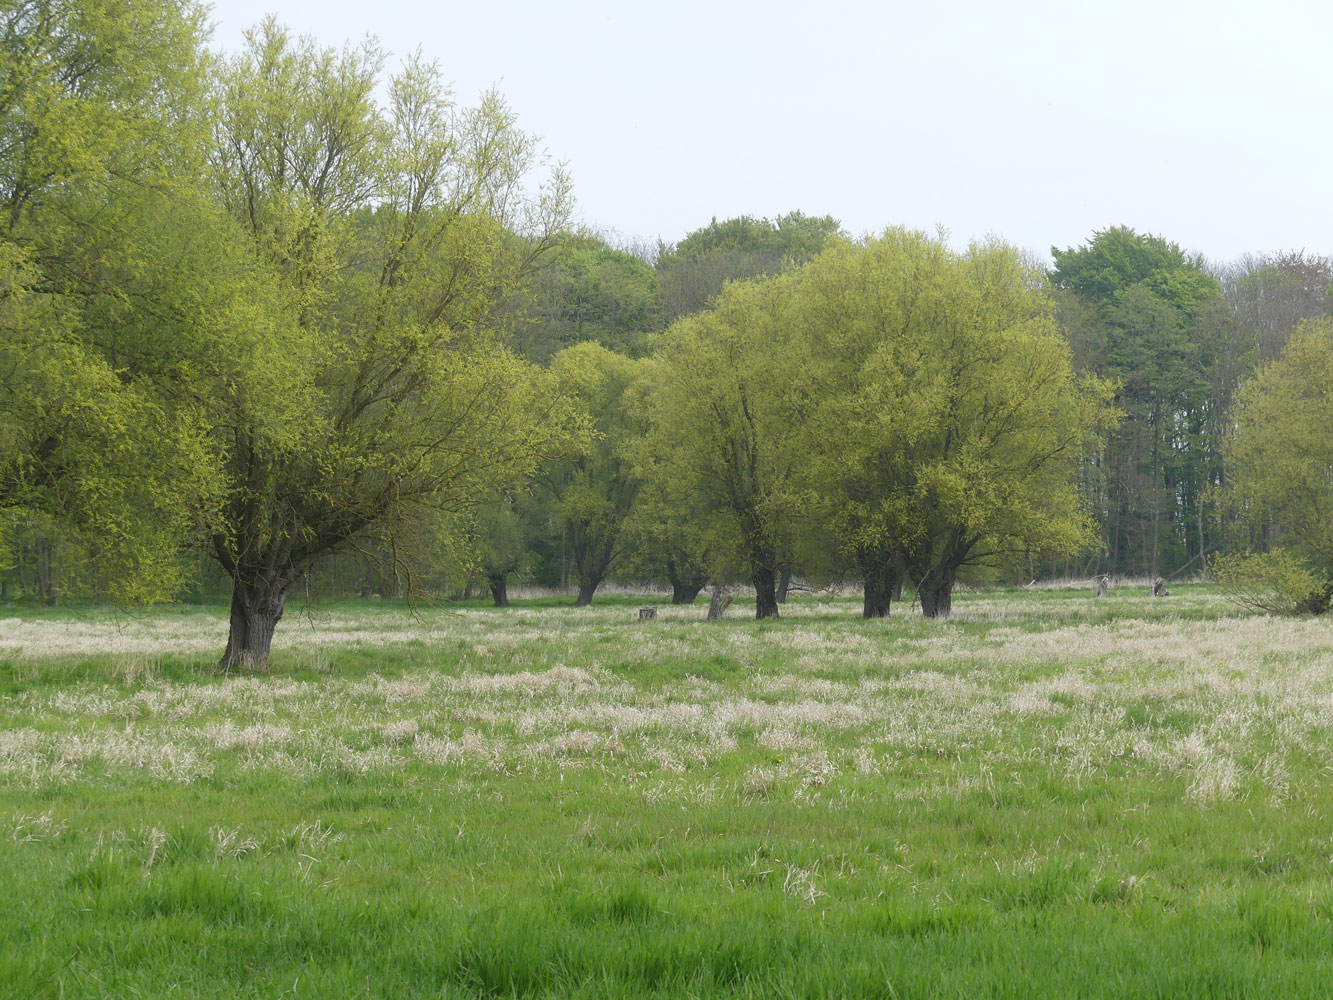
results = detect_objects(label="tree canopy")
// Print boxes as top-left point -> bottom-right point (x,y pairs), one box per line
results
542,342 -> 649,606
513,233 -> 662,362
796,232 -> 1115,617
1050,226 -> 1227,578
5,7 -> 1332,625
644,275 -> 809,617
1225,319 -> 1333,570
0,0 -> 221,601
655,211 -> 842,321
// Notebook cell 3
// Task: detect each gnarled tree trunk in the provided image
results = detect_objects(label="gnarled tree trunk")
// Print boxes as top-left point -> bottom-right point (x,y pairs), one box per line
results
860,555 -> 904,619
917,566 -> 956,619
488,572 -> 509,608
753,563 -> 780,620
574,577 -> 600,607
707,584 -> 734,620
671,579 -> 705,604
667,555 -> 707,604
220,574 -> 293,669
570,531 -> 613,607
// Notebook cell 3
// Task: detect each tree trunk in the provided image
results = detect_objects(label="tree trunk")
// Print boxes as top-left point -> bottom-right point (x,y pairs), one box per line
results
1150,421 -> 1161,581
574,576 -> 600,607
918,567 -> 955,619
707,584 -> 734,620
671,579 -> 704,604
861,557 -> 904,619
559,526 -> 568,591
667,554 -> 707,604
753,563 -> 780,620
571,526 -> 616,608
37,535 -> 58,606
488,573 -> 509,608
1197,495 -> 1208,574
776,565 -> 794,603
220,575 -> 292,670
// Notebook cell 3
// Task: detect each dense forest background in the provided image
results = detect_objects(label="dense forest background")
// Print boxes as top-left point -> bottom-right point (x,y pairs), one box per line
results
3,1 -> 1331,659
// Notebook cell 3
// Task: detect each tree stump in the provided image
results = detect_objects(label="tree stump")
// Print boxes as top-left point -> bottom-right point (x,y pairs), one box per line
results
707,585 -> 734,621
638,606 -> 658,621
1151,577 -> 1170,597
1095,575 -> 1109,598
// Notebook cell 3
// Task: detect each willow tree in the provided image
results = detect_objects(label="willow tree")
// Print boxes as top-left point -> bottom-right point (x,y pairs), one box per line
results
204,23 -> 578,666
797,232 -> 1115,618
543,342 -> 649,606
644,276 -> 808,618
1,0 -> 223,601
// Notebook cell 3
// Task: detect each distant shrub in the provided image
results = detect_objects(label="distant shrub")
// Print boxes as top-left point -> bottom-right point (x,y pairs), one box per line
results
1211,550 -> 1333,616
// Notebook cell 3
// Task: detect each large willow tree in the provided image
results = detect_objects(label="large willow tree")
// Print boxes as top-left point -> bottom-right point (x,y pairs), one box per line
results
797,233 -> 1116,618
204,22 -> 580,666
1,0 -> 222,601
644,276 -> 810,618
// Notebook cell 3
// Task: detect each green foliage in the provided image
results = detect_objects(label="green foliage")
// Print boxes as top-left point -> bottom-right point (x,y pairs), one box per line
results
655,211 -> 842,320
1051,226 -> 1226,578
644,275 -> 810,613
1051,225 -> 1217,320
646,232 -> 1114,617
514,234 -> 662,362
1211,550 -> 1332,616
184,20 -> 583,663
0,0 -> 222,602
665,211 -> 842,264
1225,319 -> 1333,570
469,494 -> 536,584
796,231 -> 1116,612
0,0 -> 211,214
541,343 -> 650,602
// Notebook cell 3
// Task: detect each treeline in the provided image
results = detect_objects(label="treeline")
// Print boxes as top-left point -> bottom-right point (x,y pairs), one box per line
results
3,2 -> 1331,664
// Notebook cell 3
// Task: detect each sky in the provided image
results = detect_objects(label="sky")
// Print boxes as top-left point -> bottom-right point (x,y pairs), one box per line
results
204,0 -> 1333,265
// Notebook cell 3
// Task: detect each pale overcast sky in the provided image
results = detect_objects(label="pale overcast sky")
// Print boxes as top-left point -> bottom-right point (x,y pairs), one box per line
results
204,0 -> 1331,264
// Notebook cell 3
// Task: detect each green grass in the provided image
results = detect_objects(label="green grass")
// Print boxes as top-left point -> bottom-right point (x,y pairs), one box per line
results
3,585 -> 1333,997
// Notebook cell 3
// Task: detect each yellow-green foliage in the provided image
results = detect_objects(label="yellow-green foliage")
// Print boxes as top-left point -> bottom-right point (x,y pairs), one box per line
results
644,231 -> 1116,601
548,343 -> 649,520
198,22 -> 583,653
1225,320 -> 1333,568
0,0 -> 221,602
0,0 -> 211,202
2,7 -> 583,627
1212,550 -> 1332,616
795,231 -> 1117,573
644,275 -> 810,580
542,343 -> 651,589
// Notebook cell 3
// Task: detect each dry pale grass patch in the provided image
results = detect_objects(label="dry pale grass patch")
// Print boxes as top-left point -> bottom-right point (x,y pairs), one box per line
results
3,596 -> 1332,809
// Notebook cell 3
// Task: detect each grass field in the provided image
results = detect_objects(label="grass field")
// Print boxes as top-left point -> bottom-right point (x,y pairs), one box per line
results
3,585 -> 1333,998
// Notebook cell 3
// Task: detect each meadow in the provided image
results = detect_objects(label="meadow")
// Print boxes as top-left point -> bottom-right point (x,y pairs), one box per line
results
3,585 -> 1333,998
